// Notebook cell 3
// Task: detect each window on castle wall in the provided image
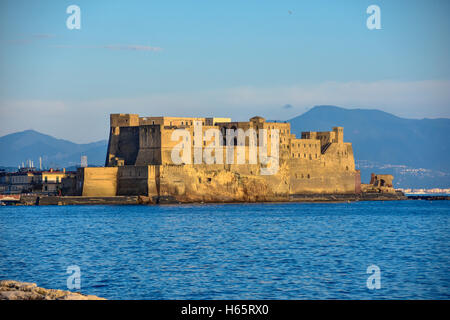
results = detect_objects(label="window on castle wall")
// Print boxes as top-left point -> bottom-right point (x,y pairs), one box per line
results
307,174 -> 310,179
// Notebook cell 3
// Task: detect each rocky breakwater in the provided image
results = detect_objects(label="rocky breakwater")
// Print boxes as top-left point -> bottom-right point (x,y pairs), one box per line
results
0,280 -> 106,300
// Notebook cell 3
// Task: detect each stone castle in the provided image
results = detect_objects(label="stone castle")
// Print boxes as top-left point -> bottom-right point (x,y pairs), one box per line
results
67,114 -> 364,203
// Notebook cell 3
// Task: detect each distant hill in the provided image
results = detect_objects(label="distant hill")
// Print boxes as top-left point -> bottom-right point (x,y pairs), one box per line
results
0,130 -> 107,168
289,106 -> 450,188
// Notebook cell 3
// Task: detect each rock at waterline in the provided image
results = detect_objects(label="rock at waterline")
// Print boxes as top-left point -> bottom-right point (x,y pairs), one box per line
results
0,280 -> 106,300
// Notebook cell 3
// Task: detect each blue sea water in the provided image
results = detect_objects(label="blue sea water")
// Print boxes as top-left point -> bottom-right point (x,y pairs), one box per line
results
0,201 -> 449,300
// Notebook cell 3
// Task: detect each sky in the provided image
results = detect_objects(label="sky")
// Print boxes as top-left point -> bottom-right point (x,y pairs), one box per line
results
0,0 -> 449,142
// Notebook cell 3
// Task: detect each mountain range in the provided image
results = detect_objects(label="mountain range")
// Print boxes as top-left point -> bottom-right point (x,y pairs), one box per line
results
0,130 -> 107,170
0,105 -> 449,188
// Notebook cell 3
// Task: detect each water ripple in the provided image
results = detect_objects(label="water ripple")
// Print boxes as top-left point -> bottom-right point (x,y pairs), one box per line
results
0,201 -> 449,299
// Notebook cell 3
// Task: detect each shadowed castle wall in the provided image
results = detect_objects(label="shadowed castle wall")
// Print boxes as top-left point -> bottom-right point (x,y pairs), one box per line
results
117,165 -> 158,196
135,125 -> 162,165
106,114 -> 140,166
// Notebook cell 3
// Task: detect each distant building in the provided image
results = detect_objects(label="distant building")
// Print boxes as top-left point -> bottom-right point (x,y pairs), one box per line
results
0,168 -> 68,195
9,170 -> 37,193
0,170 -> 10,193
81,156 -> 88,168
42,169 -> 67,194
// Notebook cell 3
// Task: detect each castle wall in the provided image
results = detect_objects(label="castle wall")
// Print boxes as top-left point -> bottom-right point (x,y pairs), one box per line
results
116,127 -> 140,165
110,113 -> 140,127
117,166 -> 149,196
157,163 -> 288,202
321,143 -> 355,171
288,159 -> 357,194
106,115 -> 140,166
135,125 -> 162,165
116,165 -> 159,197
290,138 -> 321,160
80,167 -> 118,197
355,170 -> 361,193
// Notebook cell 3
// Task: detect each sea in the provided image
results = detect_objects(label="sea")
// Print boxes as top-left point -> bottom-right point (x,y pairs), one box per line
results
0,200 -> 449,300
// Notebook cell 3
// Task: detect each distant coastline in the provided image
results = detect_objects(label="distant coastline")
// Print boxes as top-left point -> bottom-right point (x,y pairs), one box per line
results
399,188 -> 450,195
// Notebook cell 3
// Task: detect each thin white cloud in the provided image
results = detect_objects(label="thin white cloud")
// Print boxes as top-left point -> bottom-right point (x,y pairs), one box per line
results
0,80 -> 449,142
101,45 -> 162,52
31,34 -> 56,39
7,34 -> 56,45
51,44 -> 162,52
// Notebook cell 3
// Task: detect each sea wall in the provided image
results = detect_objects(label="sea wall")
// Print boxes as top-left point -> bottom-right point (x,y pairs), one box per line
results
37,195 -> 139,205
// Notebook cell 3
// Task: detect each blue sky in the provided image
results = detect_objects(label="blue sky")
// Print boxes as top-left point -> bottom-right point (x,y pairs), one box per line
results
1,0 -> 449,142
